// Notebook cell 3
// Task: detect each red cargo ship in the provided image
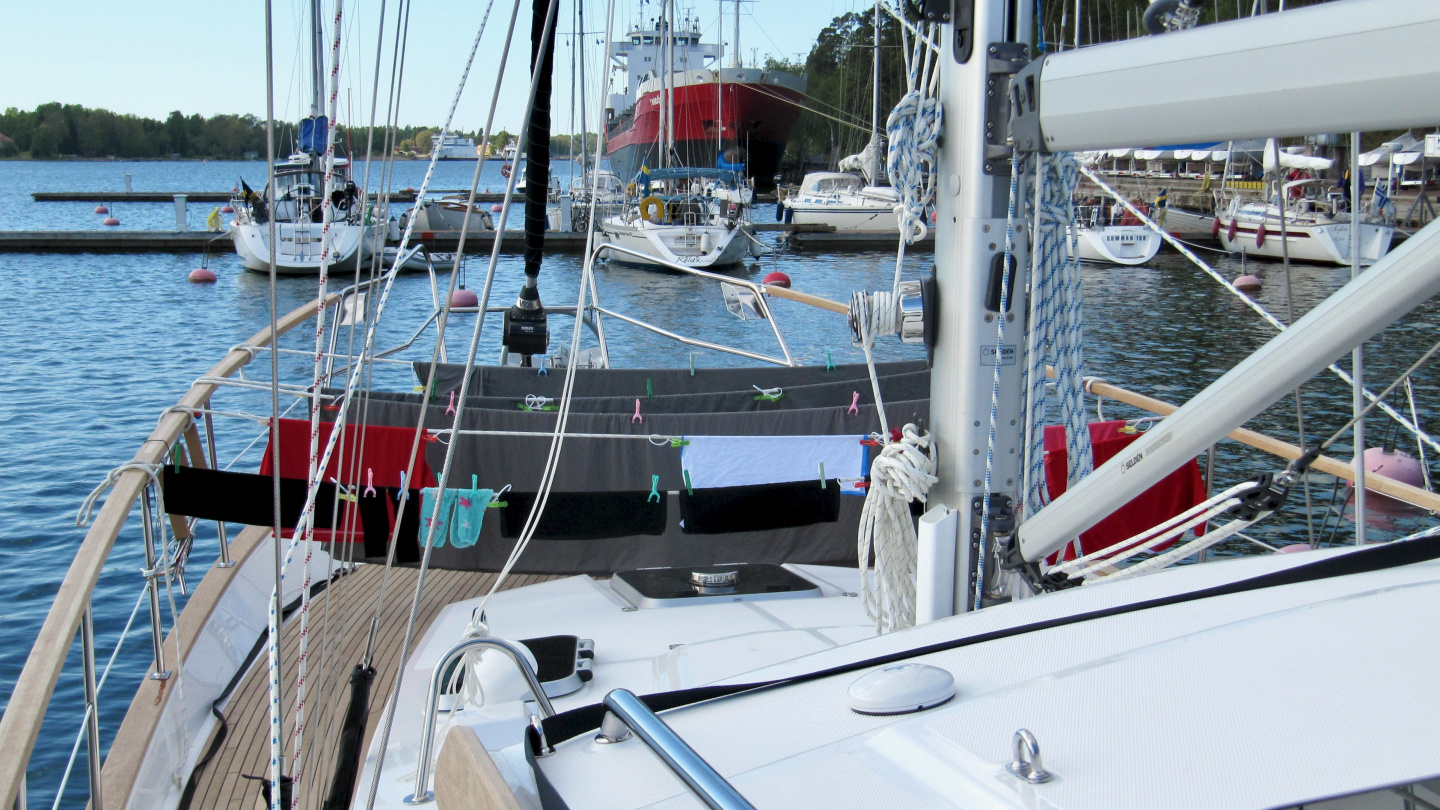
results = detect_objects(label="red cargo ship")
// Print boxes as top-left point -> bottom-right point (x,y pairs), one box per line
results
604,11 -> 806,191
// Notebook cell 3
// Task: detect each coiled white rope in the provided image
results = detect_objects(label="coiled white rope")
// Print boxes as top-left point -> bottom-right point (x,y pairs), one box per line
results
858,424 -> 937,634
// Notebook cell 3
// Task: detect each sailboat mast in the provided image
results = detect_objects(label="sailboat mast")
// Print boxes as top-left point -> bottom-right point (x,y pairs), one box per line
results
931,0 -> 1031,610
872,0 -> 880,138
310,0 -> 325,118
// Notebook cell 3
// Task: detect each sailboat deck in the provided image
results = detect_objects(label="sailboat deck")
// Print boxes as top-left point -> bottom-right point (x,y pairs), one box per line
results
183,564 -> 560,810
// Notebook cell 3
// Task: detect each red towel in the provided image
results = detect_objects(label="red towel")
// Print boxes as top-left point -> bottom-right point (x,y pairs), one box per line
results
260,418 -> 437,541
1044,421 -> 1207,559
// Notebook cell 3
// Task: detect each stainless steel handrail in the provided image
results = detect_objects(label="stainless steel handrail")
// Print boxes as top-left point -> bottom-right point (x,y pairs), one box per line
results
596,307 -> 791,366
406,637 -> 555,805
602,688 -> 755,810
590,241 -> 795,366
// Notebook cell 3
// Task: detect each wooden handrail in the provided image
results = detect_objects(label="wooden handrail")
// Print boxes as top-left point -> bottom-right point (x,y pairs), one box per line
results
0,289 -> 343,808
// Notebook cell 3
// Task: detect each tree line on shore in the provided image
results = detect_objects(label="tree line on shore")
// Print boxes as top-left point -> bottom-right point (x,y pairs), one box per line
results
0,102 -> 595,160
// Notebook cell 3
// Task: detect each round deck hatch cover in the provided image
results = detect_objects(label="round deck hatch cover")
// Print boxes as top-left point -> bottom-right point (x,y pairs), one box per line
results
848,663 -> 956,715
690,569 -> 739,588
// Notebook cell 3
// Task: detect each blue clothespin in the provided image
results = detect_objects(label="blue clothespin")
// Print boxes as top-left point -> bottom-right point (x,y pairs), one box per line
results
824,349 -> 835,372
537,362 -> 548,376
398,470 -> 406,490
683,469 -> 694,496
648,475 -> 661,503
689,353 -> 696,376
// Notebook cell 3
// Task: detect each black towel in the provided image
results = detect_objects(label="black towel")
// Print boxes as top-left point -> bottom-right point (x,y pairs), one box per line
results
161,465 -> 336,528
501,491 -> 667,540
679,480 -> 841,534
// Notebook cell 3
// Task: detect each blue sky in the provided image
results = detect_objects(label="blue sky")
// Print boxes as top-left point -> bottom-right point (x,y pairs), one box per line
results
2,0 -> 871,134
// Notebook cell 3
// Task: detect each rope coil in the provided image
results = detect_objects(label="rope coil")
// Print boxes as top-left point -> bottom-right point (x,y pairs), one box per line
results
858,424 -> 937,633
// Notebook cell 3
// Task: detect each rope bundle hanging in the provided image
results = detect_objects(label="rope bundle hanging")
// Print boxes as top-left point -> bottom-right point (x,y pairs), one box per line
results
858,424 -> 938,634
885,22 -> 941,245
1021,153 -> 1093,526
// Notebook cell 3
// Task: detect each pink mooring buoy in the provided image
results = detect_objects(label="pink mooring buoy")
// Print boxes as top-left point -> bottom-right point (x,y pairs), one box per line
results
102,216 -> 120,227
450,287 -> 479,308
1234,274 -> 1262,292
94,205 -> 109,214
763,271 -> 792,289
189,267 -> 217,283
220,204 -> 235,214
490,203 -> 504,213
1352,446 -> 1427,491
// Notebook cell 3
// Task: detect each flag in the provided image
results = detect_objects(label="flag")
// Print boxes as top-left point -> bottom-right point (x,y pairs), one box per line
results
638,163 -> 651,195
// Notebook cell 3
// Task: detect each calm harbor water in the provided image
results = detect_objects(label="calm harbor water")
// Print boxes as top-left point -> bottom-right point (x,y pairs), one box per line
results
1,159 -> 1436,806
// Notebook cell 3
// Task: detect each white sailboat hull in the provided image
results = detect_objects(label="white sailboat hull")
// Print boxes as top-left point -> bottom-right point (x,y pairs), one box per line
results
599,218 -> 754,269
783,186 -> 901,233
1073,225 -> 1162,265
1218,210 -> 1394,265
231,221 -> 377,275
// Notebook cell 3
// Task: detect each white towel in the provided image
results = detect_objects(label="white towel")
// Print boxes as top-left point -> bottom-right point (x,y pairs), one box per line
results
681,435 -> 868,493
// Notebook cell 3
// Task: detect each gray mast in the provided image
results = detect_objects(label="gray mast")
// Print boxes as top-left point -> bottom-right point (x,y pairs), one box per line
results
310,0 -> 325,118
930,1 -> 1030,610
731,0 -> 741,68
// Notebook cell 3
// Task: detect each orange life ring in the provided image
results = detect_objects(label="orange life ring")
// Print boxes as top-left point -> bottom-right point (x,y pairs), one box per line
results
1255,224 -> 1267,248
639,195 -> 665,223
501,163 -> 512,179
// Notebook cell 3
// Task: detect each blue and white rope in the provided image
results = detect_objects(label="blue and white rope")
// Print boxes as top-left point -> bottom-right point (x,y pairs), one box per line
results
885,22 -> 941,246
1020,154 -> 1093,534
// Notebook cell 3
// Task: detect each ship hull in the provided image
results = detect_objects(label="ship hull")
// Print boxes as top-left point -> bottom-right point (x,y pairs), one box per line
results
606,79 -> 803,190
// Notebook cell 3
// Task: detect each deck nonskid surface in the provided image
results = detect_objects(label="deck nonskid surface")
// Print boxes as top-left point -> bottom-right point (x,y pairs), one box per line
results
182,563 -> 558,810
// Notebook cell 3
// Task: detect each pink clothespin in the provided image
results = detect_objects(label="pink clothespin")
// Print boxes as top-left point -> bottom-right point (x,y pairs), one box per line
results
364,468 -> 376,497
445,390 -> 456,415
632,398 -> 643,424
847,391 -> 860,415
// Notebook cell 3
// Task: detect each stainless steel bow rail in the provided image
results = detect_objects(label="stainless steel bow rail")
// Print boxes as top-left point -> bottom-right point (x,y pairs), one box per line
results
598,688 -> 756,810
405,637 -> 555,805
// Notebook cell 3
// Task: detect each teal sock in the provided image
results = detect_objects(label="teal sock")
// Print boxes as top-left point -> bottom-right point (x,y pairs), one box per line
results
450,488 -> 493,549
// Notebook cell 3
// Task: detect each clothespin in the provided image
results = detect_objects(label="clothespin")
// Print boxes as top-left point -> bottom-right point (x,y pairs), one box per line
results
330,477 -> 357,503
472,474 -> 479,489
445,390 -> 456,415
669,437 -> 689,448
537,364 -> 548,377
398,471 -> 406,491
847,391 -> 860,415
364,468 -> 376,497
413,385 -> 425,393
824,349 -> 835,372
632,398 -> 643,423
646,378 -> 653,402
752,385 -> 783,402
683,469 -> 694,496
819,462 -> 826,488
689,353 -> 696,376
648,475 -> 661,503
324,393 -> 344,411
487,484 -> 510,508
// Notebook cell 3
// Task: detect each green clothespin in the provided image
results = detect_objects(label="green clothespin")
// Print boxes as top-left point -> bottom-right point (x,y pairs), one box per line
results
648,475 -> 661,503
646,378 -> 653,402
824,349 -> 835,372
669,437 -> 689,448
683,469 -> 694,496
753,386 -> 783,403
171,443 -> 185,466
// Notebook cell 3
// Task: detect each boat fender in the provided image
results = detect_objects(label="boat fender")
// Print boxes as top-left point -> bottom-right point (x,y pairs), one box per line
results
639,195 -> 664,223
776,201 -> 785,220
1210,217 -> 1220,238
700,232 -> 713,253
1255,224 -> 1266,248
1226,219 -> 1237,242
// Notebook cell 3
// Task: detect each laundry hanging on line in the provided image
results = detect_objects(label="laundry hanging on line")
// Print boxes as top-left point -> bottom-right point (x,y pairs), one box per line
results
680,435 -> 869,494
419,486 -> 494,548
1043,421 -> 1207,559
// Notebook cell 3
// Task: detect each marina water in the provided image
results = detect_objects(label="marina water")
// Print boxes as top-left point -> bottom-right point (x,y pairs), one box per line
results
1,159 -> 1435,806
